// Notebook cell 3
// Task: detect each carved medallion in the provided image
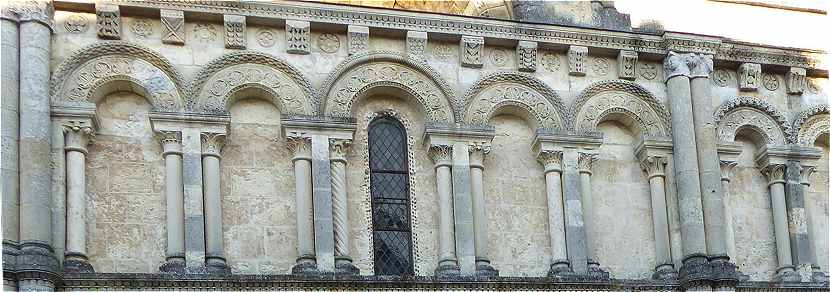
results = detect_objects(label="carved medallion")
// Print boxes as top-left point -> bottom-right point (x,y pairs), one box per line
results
318,33 -> 340,53
762,73 -> 779,91
639,63 -> 657,80
712,69 -> 730,87
432,43 -> 453,61
490,48 -> 508,67
541,52 -> 560,72
592,58 -> 609,76
193,23 -> 218,42
64,14 -> 88,33
256,29 -> 276,47
807,79 -> 820,94
130,19 -> 153,38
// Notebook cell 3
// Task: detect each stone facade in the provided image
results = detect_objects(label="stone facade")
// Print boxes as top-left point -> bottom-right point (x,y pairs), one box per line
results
1,0 -> 828,291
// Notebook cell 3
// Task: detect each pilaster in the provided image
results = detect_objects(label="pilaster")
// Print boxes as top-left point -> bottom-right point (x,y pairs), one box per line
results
200,132 -> 230,274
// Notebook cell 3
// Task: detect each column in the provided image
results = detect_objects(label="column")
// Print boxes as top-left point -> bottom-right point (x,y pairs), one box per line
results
451,143 -> 476,275
15,1 -> 60,290
330,138 -> 358,275
562,150 -> 587,274
784,161 -> 812,280
201,132 -> 229,274
578,152 -> 608,278
287,135 -> 316,274
158,131 -> 186,273
538,150 -> 570,275
62,122 -> 95,273
719,160 -> 739,267
800,165 -> 829,282
663,52 -> 709,285
1,5 -> 20,262
310,135 -> 334,273
641,155 -> 677,280
469,142 -> 498,277
429,145 -> 460,276
762,164 -> 800,282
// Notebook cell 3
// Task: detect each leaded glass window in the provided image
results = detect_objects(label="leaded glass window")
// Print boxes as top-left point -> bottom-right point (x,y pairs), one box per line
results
368,117 -> 414,276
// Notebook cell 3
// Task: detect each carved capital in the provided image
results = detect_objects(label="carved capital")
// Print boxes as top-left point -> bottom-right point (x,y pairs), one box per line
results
5,1 -> 54,28
285,133 -> 312,160
157,130 -> 182,156
786,67 -> 806,95
347,25 -> 369,56
468,141 -> 491,167
568,45 -> 588,76
201,132 -> 227,157
761,164 -> 786,185
460,35 -> 484,68
688,54 -> 714,78
640,155 -> 668,179
663,51 -> 691,81
428,144 -> 453,167
329,138 -> 352,163
800,165 -> 815,186
62,120 -> 95,154
286,20 -> 310,54
160,9 -> 185,45
738,63 -> 761,91
96,4 -> 121,39
537,150 -> 563,173
719,160 -> 738,182
617,50 -> 638,80
406,30 -> 428,58
578,152 -> 599,174
517,41 -> 538,72
224,14 -> 246,49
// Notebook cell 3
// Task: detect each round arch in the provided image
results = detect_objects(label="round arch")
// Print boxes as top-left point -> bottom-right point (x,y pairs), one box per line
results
320,51 -> 457,124
792,104 -> 830,146
190,51 -> 316,115
570,80 -> 671,137
713,96 -> 790,145
51,41 -> 186,112
463,72 -> 566,131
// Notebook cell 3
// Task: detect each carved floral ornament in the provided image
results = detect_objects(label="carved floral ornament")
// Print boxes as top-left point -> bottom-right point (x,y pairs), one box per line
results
713,96 -> 790,145
571,80 -> 671,137
463,72 -> 566,131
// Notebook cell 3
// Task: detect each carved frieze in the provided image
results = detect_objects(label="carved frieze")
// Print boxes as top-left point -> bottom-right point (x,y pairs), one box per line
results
568,46 -> 588,76
201,132 -> 227,157
406,31 -> 428,58
348,25 -> 369,56
160,9 -> 185,45
286,20 -> 310,54
717,107 -> 786,145
738,63 -> 761,91
786,67 -> 806,95
517,41 -> 537,72
796,113 -> 830,146
466,85 -> 561,129
617,50 -> 637,80
198,63 -> 312,114
96,4 -> 121,39
574,91 -> 669,137
460,35 -> 484,68
792,105 -> 829,145
223,14 -> 246,49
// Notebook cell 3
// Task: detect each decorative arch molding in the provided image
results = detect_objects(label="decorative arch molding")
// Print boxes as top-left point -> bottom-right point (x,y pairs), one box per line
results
463,72 -> 566,131
50,41 -> 186,112
320,51 -> 457,124
792,104 -> 830,146
713,96 -> 790,145
570,80 -> 671,137
190,51 -> 316,115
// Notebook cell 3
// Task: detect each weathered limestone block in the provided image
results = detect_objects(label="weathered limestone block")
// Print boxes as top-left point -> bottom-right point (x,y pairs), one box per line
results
406,30 -> 428,59
739,63 -> 761,91
516,41 -> 537,72
460,35 -> 484,68
786,67 -> 807,95
568,45 -> 588,76
160,9 -> 185,45
617,50 -> 638,80
223,14 -> 246,49
347,25 -> 369,55
285,20 -> 310,54
96,4 -> 120,39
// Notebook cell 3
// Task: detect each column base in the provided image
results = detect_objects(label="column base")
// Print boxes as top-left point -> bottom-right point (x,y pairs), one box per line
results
63,252 -> 95,274
709,256 -> 739,288
812,271 -> 829,283
653,263 -> 678,281
292,256 -> 318,275
159,257 -> 186,274
434,259 -> 460,278
3,241 -> 21,274
679,253 -> 711,289
548,260 -> 572,277
205,256 -> 231,275
475,259 -> 499,278
587,265 -> 611,281
774,265 -> 802,282
335,256 -> 359,275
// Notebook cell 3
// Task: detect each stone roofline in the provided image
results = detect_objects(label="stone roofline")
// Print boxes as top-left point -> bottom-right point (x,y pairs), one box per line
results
53,0 -> 827,77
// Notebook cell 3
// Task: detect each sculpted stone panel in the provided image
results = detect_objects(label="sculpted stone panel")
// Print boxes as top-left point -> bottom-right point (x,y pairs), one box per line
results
571,80 -> 671,137
713,96 -> 790,145
321,52 -> 457,123
463,72 -> 566,130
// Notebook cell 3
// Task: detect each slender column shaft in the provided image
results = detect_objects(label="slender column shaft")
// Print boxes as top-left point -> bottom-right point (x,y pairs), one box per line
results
50,122 -> 66,265
429,144 -> 458,275
330,138 -> 357,274
159,132 -> 185,273
1,16 -> 20,247
784,161 -> 812,273
538,150 -> 568,274
578,152 -> 599,269
641,155 -> 673,279
201,133 -> 228,273
469,143 -> 497,276
62,123 -> 95,273
720,161 -> 739,266
763,164 -> 798,281
288,136 -> 316,273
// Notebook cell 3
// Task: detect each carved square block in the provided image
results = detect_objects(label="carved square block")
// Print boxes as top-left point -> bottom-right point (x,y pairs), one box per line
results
96,4 -> 121,39
285,20 -> 310,55
786,67 -> 806,95
738,63 -> 761,91
460,35 -> 484,68
568,46 -> 588,76
617,50 -> 638,80
160,9 -> 185,45
517,41 -> 537,72
224,14 -> 246,49
348,25 -> 369,55
406,31 -> 428,58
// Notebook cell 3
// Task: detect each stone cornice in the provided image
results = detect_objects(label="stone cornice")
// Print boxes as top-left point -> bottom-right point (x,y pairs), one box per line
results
54,0 -> 827,76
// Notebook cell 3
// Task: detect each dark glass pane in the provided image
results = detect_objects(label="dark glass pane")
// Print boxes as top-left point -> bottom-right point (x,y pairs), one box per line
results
368,117 -> 413,276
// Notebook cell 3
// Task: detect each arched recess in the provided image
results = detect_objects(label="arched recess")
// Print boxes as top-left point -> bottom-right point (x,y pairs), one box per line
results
463,72 -> 566,131
792,104 -> 830,146
713,96 -> 790,146
190,51 -> 316,115
51,41 -> 186,112
570,80 -> 671,137
320,51 -> 458,124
